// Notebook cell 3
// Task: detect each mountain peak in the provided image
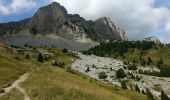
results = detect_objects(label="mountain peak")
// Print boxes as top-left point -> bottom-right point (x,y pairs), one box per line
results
95,17 -> 127,40
26,2 -> 68,33
0,2 -> 127,49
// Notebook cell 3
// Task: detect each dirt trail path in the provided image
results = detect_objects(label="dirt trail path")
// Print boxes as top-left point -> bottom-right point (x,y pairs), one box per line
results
0,73 -> 31,100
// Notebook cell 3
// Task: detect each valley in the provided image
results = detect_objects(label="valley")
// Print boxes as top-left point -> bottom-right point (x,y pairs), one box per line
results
0,1 -> 170,100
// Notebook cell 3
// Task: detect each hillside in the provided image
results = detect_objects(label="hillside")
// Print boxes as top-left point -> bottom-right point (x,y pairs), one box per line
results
84,41 -> 170,76
0,43 -> 147,100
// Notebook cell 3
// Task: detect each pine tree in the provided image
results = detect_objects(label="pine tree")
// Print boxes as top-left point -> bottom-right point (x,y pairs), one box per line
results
142,89 -> 145,94
139,55 -> 142,60
161,90 -> 169,100
147,56 -> 153,65
121,80 -> 127,89
37,53 -> 44,63
146,88 -> 154,100
135,84 -> 140,93
116,69 -> 126,79
62,48 -> 68,53
25,53 -> 30,59
156,58 -> 164,68
141,59 -> 146,66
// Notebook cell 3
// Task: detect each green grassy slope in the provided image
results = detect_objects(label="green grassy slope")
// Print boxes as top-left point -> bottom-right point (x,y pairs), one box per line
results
0,44 -> 148,100
0,50 -> 28,89
0,89 -> 24,100
21,67 -> 148,100
123,47 -> 170,67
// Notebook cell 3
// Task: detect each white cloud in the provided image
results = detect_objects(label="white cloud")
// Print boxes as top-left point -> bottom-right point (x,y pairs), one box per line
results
165,19 -> 170,43
0,0 -> 36,15
51,0 -> 170,41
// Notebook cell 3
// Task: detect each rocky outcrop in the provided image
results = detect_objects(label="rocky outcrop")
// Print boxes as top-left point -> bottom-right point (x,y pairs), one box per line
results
0,2 -> 127,42
93,17 -> 127,41
26,2 -> 68,34
144,36 -> 160,44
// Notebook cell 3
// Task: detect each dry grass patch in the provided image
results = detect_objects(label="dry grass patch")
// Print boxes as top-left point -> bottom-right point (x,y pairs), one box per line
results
21,67 -> 147,100
0,88 -> 24,100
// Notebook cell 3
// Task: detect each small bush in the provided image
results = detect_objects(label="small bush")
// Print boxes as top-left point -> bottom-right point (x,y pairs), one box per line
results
85,67 -> 90,72
37,53 -> 44,63
52,60 -> 65,68
98,72 -> 107,79
146,88 -> 154,100
62,48 -> 68,53
121,80 -> 127,89
92,64 -> 96,68
141,59 -> 146,66
135,84 -> 140,93
25,54 -> 30,59
128,64 -> 137,70
116,69 -> 126,79
0,89 -> 5,93
147,56 -> 153,65
161,90 -> 169,100
14,56 -> 22,60
66,66 -> 75,74
135,75 -> 141,81
160,65 -> 170,77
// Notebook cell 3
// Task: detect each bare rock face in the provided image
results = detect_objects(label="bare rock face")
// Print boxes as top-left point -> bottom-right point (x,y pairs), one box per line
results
0,2 -> 127,46
144,36 -> 160,44
93,17 -> 127,41
26,2 -> 68,34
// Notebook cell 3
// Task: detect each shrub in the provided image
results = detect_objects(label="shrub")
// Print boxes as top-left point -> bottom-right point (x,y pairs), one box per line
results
98,72 -> 107,79
160,65 -> 170,77
85,67 -> 90,72
14,56 -> 21,60
142,89 -> 145,94
130,74 -> 135,79
128,64 -> 137,70
121,80 -> 127,89
62,48 -> 68,53
0,89 -> 5,93
135,84 -> 140,93
135,75 -> 141,81
146,88 -> 154,100
123,61 -> 129,65
161,90 -> 169,100
116,69 -> 126,79
37,53 -> 44,63
92,64 -> 96,68
141,59 -> 146,66
66,66 -> 75,74
147,56 -> 153,65
24,44 -> 28,47
25,53 -> 30,59
156,58 -> 164,68
52,60 -> 65,68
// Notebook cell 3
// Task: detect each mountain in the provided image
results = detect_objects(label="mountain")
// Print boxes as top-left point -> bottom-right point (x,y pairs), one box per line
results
0,2 -> 127,50
144,36 -> 160,44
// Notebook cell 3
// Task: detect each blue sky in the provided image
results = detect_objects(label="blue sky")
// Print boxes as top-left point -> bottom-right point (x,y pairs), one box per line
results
0,0 -> 49,22
154,0 -> 170,9
0,0 -> 170,43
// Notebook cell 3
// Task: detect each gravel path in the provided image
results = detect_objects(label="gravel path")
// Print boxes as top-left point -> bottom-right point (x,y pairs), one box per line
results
0,73 -> 30,100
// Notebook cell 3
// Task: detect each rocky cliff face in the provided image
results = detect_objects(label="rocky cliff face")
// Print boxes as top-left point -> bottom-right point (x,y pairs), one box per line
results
0,2 -> 127,42
93,17 -> 126,41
